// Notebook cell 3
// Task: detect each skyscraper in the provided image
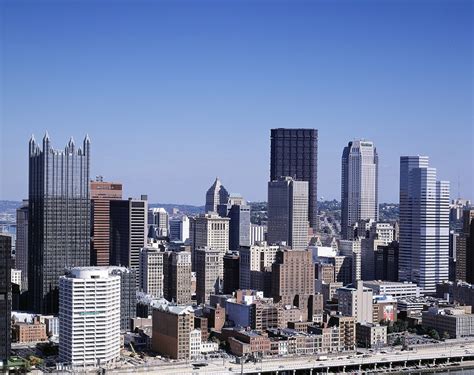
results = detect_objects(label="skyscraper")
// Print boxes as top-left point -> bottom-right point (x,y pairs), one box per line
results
399,156 -> 450,294
205,177 -> 229,213
110,196 -> 148,281
139,247 -> 164,298
148,207 -> 169,238
0,235 -> 12,362
270,128 -> 318,229
267,176 -> 309,250
456,209 -> 474,283
189,213 -> 229,273
217,194 -> 251,250
169,215 -> 190,243
109,267 -> 136,332
341,140 -> 379,240
28,134 -> 91,314
195,247 -> 223,305
90,178 -> 123,266
15,200 -> 28,290
271,249 -> 316,322
163,251 -> 192,305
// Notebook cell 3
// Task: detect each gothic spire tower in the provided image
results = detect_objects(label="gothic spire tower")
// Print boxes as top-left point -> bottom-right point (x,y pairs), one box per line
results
28,133 -> 91,314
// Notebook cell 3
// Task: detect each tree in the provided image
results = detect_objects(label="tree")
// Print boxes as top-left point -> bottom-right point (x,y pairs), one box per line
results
442,331 -> 450,340
428,329 -> 440,340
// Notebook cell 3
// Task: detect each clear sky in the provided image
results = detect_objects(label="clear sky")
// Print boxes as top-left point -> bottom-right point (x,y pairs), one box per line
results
1,0 -> 472,205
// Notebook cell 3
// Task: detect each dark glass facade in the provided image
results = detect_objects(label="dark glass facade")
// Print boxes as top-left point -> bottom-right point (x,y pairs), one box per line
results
110,267 -> 137,331
28,134 -> 91,314
270,128 -> 318,229
0,235 -> 12,362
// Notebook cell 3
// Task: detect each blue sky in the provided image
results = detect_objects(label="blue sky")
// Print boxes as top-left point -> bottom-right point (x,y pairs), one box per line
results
1,0 -> 472,204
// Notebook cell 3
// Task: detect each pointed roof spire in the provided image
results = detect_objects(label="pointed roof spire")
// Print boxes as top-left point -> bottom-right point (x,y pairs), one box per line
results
84,133 -> 90,143
43,130 -> 50,141
68,136 -> 75,147
29,134 -> 36,143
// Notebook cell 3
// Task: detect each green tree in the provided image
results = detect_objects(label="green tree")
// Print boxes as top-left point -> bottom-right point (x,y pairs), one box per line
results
428,329 -> 440,340
442,331 -> 450,340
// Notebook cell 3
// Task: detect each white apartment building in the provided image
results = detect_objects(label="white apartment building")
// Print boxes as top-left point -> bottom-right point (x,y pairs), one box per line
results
59,267 -> 121,367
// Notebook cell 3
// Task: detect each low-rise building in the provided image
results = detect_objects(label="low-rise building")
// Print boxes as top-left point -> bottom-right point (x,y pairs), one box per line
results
422,306 -> 474,339
372,295 -> 397,323
356,323 -> 387,348
363,281 -> 420,298
12,317 -> 48,343
227,331 -> 271,357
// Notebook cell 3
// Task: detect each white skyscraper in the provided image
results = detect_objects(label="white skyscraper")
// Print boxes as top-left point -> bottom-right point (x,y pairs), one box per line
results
59,267 -> 120,367
341,140 -> 378,240
267,176 -> 309,250
399,156 -> 450,294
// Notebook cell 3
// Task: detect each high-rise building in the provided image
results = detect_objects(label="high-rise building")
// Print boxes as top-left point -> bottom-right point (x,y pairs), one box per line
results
15,200 -> 28,290
28,134 -> 91,314
169,215 -> 190,243
163,251 -> 192,305
337,281 -> 374,324
0,235 -> 12,362
59,267 -> 120,367
270,128 -> 318,229
250,224 -> 267,245
189,213 -> 229,273
110,196 -> 148,281
399,156 -> 450,294
267,176 -> 309,250
218,195 -> 251,250
139,247 -> 164,298
109,267 -> 136,332
223,251 -> 240,294
456,209 -> 474,283
205,177 -> 229,213
239,242 -> 279,290
152,303 -> 194,360
90,177 -> 123,266
271,250 -> 316,321
338,239 -> 361,284
374,241 -> 399,282
341,140 -> 378,240
195,247 -> 223,305
148,208 -> 169,238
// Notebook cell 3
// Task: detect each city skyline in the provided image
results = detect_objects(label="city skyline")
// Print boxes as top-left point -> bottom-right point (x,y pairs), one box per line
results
1,0 -> 472,204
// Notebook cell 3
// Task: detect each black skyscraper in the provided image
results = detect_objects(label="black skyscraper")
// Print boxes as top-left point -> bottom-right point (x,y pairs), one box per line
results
0,235 -> 12,362
270,128 -> 318,229
28,134 -> 91,314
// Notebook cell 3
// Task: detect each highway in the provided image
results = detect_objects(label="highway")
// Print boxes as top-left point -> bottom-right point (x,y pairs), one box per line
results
105,340 -> 474,374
